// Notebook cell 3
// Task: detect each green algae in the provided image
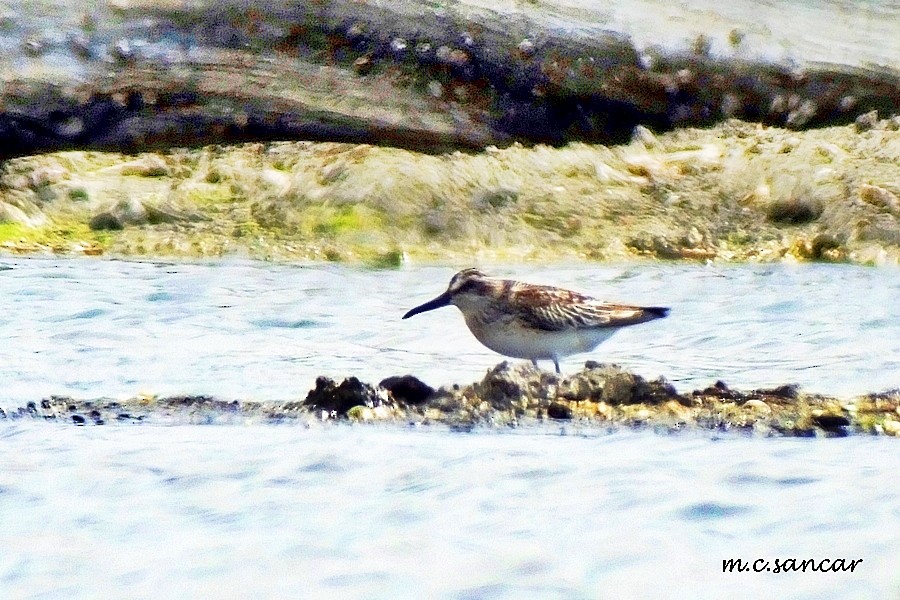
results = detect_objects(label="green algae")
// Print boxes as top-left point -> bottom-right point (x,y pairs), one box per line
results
0,222 -> 31,242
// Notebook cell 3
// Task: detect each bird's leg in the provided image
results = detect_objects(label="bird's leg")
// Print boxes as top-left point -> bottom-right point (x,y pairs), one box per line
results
531,359 -> 539,369
553,358 -> 561,374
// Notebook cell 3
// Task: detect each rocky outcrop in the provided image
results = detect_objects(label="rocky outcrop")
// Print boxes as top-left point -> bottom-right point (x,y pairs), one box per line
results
9,363 -> 899,437
299,376 -> 388,416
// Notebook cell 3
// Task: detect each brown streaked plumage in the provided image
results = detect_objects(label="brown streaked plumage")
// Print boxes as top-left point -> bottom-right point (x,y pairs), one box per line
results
402,268 -> 670,373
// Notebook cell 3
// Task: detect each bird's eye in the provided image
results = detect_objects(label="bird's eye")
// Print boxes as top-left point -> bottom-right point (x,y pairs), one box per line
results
457,280 -> 478,293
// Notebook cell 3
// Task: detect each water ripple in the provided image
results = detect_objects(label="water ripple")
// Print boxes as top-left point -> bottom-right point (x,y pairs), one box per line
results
679,502 -> 753,521
0,426 -> 896,598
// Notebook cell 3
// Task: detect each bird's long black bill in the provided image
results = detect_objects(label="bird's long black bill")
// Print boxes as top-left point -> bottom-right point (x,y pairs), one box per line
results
402,292 -> 452,319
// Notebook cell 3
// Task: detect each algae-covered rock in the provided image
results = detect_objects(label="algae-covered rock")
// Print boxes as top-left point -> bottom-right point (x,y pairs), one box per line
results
560,361 -> 684,406
89,198 -> 147,230
118,156 -> 171,178
89,196 -> 207,230
471,362 -> 560,410
883,419 -> 900,436
6,364 -> 899,436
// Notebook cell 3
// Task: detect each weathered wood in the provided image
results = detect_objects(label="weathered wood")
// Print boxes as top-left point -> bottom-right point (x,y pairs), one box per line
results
1,0 -> 899,157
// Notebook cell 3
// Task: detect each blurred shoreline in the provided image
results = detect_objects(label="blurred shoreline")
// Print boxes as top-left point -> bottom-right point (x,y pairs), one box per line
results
2,118 -> 899,266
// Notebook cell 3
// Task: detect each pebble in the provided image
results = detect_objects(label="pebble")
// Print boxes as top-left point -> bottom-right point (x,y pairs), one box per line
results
882,419 -> 900,436
427,80 -> 443,98
743,399 -> 771,413
854,110 -> 879,132
517,38 -> 535,57
390,38 -> 407,53
633,408 -> 651,422
352,55 -> 372,75
595,402 -> 612,418
631,125 -> 658,147
347,405 -> 374,421
859,184 -> 900,215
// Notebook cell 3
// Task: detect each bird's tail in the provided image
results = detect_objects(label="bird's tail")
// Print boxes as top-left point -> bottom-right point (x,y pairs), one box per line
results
643,306 -> 670,319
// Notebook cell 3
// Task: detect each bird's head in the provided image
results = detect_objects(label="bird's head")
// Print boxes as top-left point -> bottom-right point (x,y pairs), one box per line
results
402,268 -> 496,319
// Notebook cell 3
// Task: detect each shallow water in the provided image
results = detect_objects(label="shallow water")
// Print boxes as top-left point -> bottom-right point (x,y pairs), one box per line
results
0,258 -> 898,408
0,424 -> 897,599
1,258 -> 898,599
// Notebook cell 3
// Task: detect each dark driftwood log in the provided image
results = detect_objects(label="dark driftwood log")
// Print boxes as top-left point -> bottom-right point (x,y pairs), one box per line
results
1,0 -> 899,158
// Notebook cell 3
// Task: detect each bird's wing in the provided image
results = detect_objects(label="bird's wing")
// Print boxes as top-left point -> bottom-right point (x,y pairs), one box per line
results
511,286 -> 660,331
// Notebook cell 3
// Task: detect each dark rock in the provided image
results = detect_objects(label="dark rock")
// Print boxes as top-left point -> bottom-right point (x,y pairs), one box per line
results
812,414 -> 851,429
72,414 -> 86,425
809,233 -> 843,259
696,380 -> 738,399
89,211 -> 125,230
303,376 -> 383,415
379,375 -> 435,405
89,198 -> 147,230
546,402 -> 573,420
766,197 -> 823,225
754,384 -> 800,399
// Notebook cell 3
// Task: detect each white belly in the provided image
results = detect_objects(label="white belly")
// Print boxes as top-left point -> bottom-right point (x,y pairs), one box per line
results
464,316 -> 616,360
